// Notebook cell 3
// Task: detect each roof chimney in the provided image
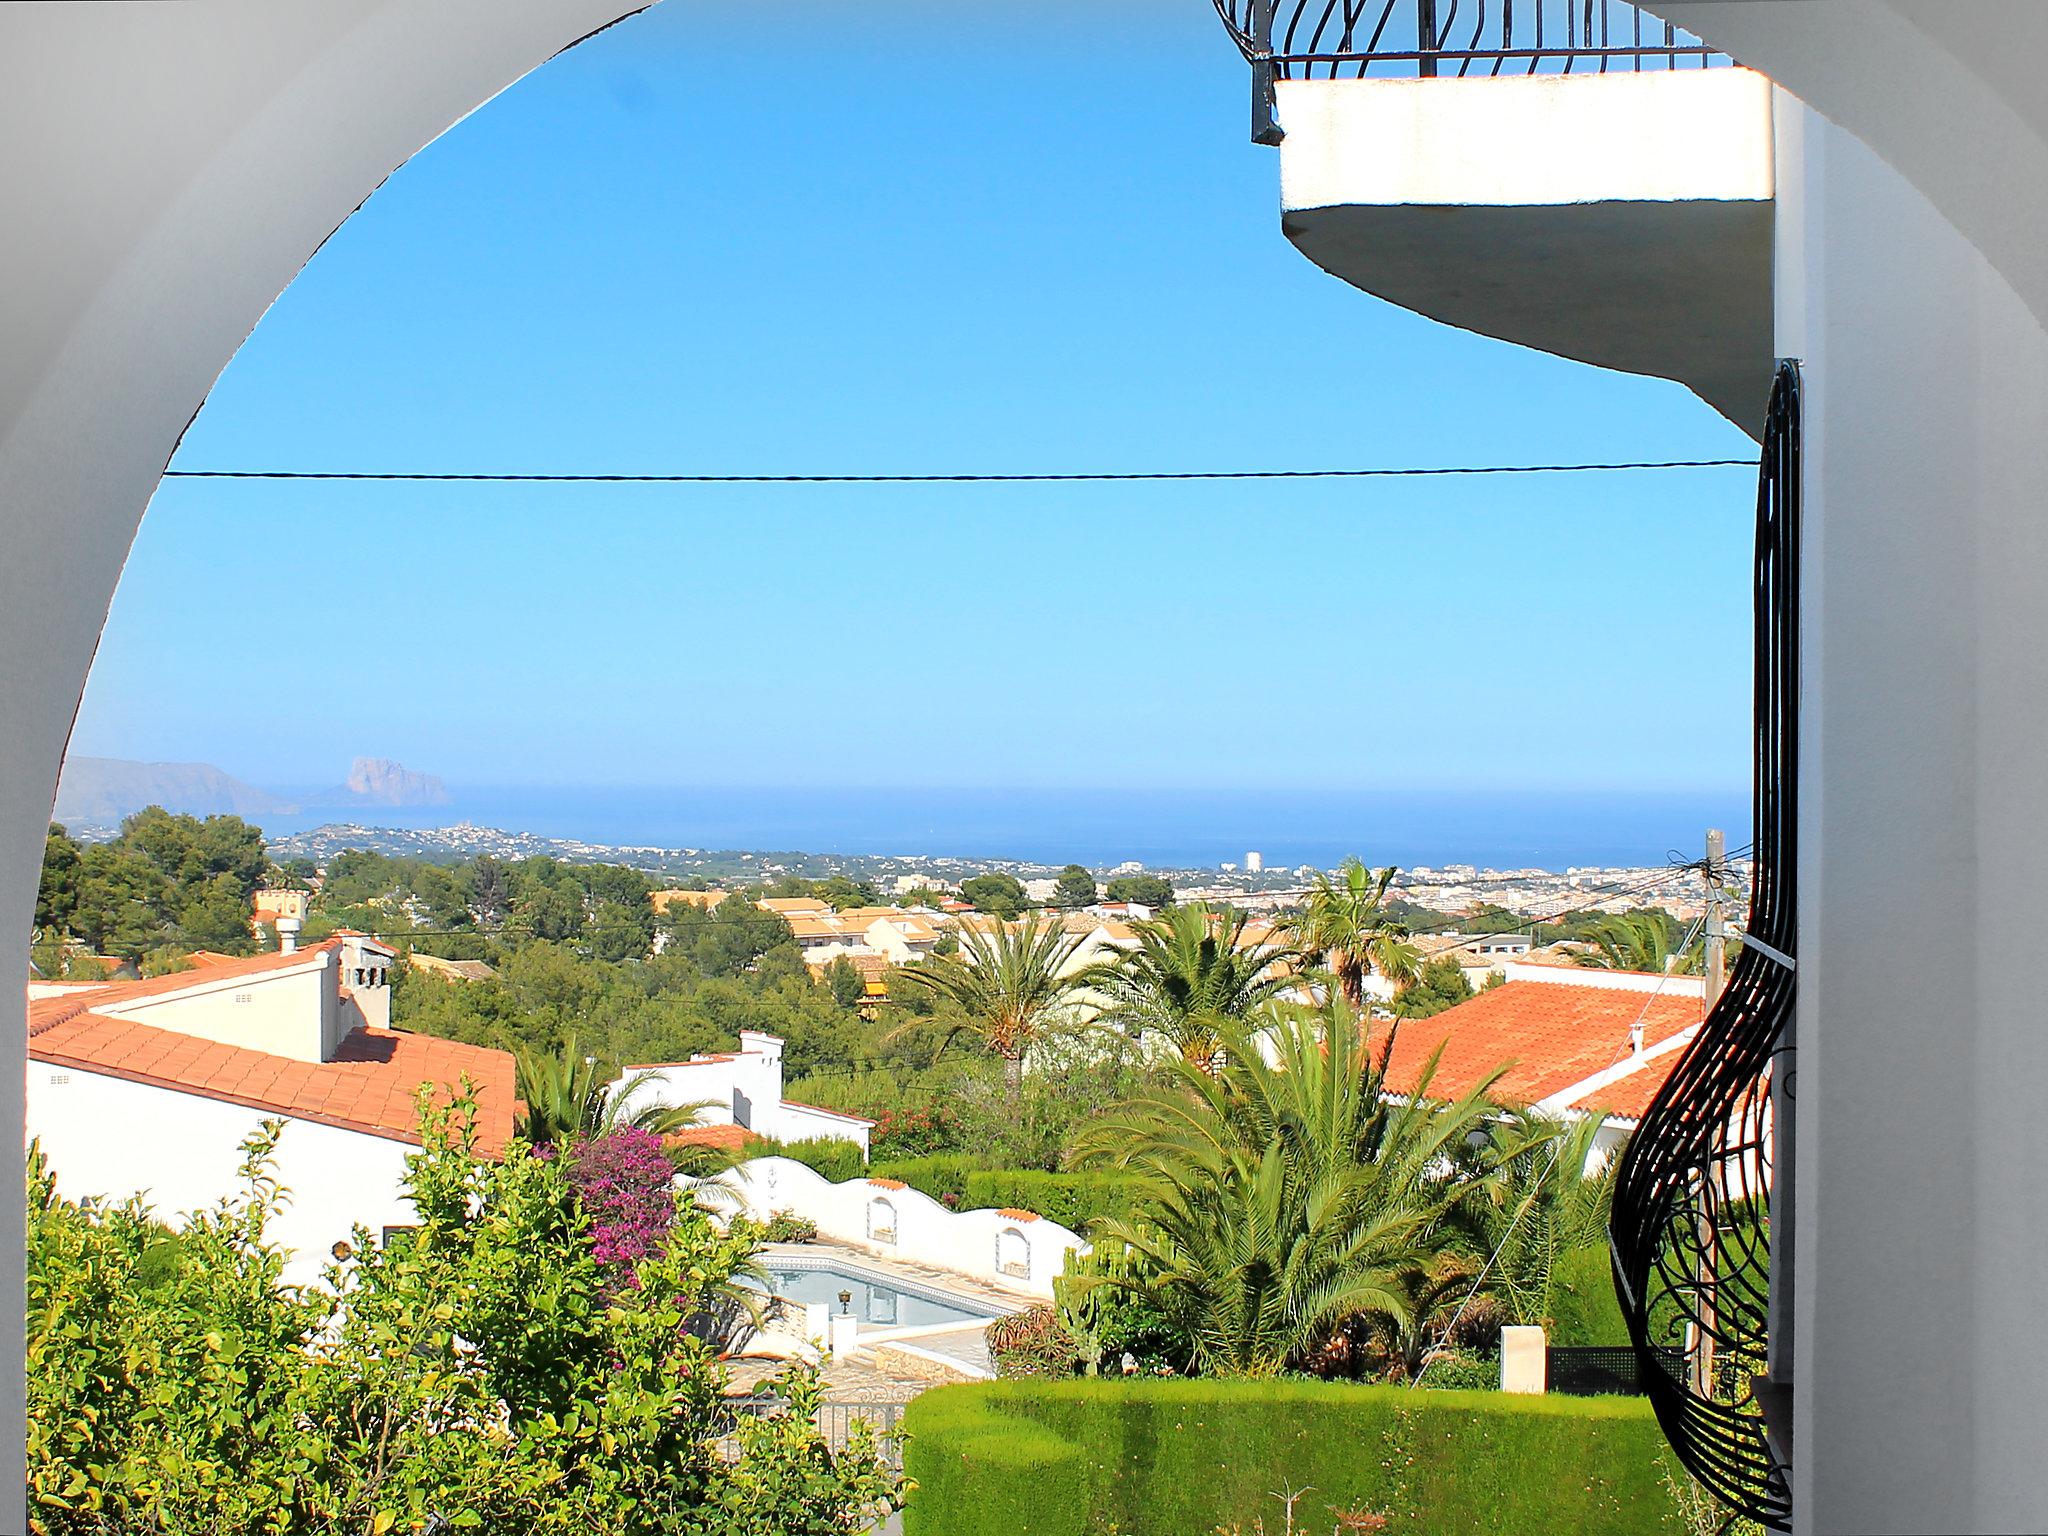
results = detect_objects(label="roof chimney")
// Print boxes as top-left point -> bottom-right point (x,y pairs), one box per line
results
277,916 -> 301,955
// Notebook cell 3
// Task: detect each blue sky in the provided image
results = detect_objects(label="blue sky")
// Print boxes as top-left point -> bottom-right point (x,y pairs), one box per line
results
72,0 -> 1757,801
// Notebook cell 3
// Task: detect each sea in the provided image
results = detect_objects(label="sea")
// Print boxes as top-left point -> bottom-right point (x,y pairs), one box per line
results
256,785 -> 1752,872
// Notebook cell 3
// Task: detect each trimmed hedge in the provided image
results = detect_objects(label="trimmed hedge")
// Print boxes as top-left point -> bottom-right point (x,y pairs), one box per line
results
865,1158 -> 1139,1234
1547,1244 -> 1630,1347
902,1379 -> 1685,1536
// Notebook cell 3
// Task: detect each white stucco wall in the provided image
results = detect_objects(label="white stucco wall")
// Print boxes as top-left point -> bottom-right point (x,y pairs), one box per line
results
1776,94 -> 2048,1536
718,1157 -> 1084,1299
96,956 -> 336,1062
1278,68 -> 1774,211
29,1065 -> 419,1287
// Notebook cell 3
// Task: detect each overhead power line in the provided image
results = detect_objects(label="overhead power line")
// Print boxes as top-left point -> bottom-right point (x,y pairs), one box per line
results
160,459 -> 1756,487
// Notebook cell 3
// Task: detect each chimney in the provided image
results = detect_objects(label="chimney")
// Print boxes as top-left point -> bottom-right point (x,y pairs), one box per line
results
277,916 -> 301,955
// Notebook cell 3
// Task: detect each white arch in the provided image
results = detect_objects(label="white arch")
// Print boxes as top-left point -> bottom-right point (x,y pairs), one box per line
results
6,7 -> 2048,1533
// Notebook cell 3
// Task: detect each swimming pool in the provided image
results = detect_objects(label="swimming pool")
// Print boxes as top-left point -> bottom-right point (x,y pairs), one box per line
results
755,1257 -> 998,1331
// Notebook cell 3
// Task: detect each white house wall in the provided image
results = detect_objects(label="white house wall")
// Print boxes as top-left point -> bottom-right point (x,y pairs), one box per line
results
30,1064 -> 419,1287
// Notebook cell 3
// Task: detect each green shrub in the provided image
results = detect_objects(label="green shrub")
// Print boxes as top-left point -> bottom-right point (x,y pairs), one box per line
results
867,1152 -> 993,1204
1413,1348 -> 1499,1391
760,1211 -> 818,1245
861,1159 -> 1140,1233
753,1137 -> 869,1185
958,1170 -> 1139,1234
1547,1244 -> 1630,1346
903,1379 -> 1685,1536
988,1306 -> 1081,1379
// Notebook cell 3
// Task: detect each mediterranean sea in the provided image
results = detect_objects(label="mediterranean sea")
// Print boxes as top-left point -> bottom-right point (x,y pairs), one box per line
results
256,785 -> 1752,872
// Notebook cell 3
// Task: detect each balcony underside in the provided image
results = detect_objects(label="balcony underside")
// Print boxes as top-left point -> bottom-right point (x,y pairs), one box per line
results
1274,70 -> 1775,436
1282,197 -> 1773,431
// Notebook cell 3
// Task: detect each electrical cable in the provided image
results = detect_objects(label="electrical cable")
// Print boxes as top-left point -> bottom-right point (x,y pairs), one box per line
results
161,459 -> 1756,486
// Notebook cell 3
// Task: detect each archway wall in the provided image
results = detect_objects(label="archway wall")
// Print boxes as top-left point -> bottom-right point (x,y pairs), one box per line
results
6,5 -> 2048,1535
0,4 -> 651,1525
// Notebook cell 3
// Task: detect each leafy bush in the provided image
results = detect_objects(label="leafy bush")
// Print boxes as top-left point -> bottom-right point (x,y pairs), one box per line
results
1055,1246 -> 1184,1374
902,1380 -> 1685,1536
868,1105 -> 961,1159
958,1170 -> 1138,1234
859,1157 -> 1139,1233
1413,1348 -> 1500,1391
761,1211 -> 819,1245
987,1306 -> 1081,1379
1546,1243 -> 1629,1346
754,1136 -> 869,1185
26,1102 -> 901,1535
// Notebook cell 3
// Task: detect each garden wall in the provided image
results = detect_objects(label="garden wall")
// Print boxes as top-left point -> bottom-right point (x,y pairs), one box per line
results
902,1379 -> 1686,1535
714,1156 -> 1086,1297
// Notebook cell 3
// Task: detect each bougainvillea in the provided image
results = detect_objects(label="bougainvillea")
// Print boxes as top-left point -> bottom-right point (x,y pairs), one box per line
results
564,1126 -> 678,1279
869,1105 -> 959,1159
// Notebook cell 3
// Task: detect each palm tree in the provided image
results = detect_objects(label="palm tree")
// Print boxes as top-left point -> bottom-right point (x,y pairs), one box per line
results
1072,997 -> 1503,1376
1284,858 -> 1421,1016
891,911 -> 1089,1095
1570,911 -> 1701,975
1086,904 -> 1300,1068
1448,1109 -> 1616,1331
513,1035 -> 708,1147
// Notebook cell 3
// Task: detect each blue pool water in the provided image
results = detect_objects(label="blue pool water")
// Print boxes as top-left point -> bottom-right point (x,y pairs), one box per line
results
759,1263 -> 993,1330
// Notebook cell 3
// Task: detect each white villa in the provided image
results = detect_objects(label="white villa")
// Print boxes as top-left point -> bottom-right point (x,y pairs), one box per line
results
621,1030 -> 873,1157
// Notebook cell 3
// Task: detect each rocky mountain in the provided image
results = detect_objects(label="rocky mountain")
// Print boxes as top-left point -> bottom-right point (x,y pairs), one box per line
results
53,755 -> 451,826
54,757 -> 296,823
340,757 -> 450,808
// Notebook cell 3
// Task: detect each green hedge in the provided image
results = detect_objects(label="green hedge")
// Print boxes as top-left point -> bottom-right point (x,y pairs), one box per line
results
902,1380 -> 1685,1536
865,1158 -> 1139,1234
1547,1244 -> 1629,1347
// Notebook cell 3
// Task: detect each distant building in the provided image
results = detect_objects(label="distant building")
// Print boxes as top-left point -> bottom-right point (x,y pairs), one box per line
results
406,951 -> 497,983
27,938 -> 514,1283
250,886 -> 310,936
622,1031 -> 872,1156
1245,851 -> 1264,873
650,888 -> 726,915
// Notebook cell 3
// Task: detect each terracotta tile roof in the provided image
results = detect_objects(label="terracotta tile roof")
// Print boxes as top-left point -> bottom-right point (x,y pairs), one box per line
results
29,1008 -> 517,1157
664,1123 -> 763,1152
867,1177 -> 907,1191
758,897 -> 831,916
995,1208 -> 1041,1223
26,943 -> 353,1038
1375,978 -> 1703,1111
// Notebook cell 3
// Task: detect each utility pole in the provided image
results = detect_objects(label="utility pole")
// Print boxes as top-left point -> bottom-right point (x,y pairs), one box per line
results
1704,827 -> 1728,1003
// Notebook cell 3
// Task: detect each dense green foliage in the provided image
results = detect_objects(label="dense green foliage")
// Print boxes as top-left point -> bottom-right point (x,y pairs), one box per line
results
901,1380 -> 1684,1536
1052,864 -> 1098,909
26,1100 -> 901,1535
957,871 -> 1027,919
1283,858 -> 1418,1011
1103,874 -> 1172,909
1087,904 -> 1300,1067
35,814 -> 269,964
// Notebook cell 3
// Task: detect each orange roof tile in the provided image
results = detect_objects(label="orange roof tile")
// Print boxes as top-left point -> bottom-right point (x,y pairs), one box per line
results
1375,978 -> 1703,1111
664,1124 -> 763,1152
27,958 -> 516,1157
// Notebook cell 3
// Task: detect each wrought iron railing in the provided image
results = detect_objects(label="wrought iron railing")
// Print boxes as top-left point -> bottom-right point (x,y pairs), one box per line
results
1213,1 -> 1734,142
1608,361 -> 1800,1531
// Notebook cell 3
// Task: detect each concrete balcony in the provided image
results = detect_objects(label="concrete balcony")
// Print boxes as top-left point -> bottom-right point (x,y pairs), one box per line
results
1274,66 -> 1776,434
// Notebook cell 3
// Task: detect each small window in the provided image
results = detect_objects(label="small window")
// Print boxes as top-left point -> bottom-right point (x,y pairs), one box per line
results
996,1226 -> 1030,1280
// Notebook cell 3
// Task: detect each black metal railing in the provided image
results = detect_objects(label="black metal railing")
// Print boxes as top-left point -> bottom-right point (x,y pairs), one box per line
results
1213,1 -> 1734,142
1608,361 -> 1800,1531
